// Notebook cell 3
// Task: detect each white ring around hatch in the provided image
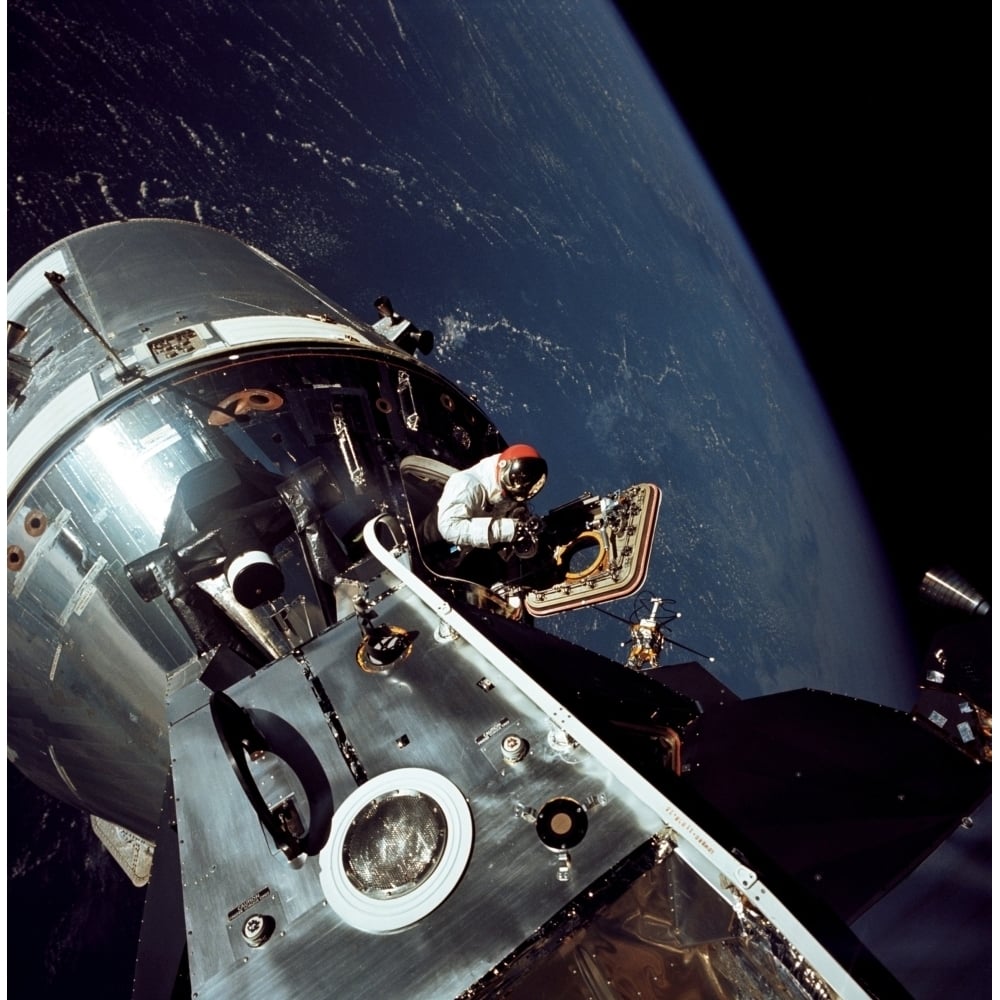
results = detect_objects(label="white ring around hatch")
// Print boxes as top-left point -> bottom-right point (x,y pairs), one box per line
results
319,768 -> 473,933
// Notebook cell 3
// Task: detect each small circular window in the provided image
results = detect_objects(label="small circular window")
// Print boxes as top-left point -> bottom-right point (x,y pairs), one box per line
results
320,769 -> 473,932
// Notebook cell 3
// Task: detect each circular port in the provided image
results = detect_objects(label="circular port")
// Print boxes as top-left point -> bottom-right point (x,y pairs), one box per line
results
24,510 -> 47,536
536,797 -> 588,851
319,768 -> 473,933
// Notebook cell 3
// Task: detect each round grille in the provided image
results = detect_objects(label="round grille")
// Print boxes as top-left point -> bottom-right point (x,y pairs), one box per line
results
343,791 -> 447,898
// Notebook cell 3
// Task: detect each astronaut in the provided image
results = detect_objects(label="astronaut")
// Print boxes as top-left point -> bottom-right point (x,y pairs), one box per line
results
419,444 -> 547,580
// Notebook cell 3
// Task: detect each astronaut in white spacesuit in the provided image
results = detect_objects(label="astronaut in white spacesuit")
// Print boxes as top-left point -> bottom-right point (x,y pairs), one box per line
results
419,444 -> 547,580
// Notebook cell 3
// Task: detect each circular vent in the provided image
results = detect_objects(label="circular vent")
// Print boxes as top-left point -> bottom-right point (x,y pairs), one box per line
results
320,769 -> 473,932
343,790 -> 447,898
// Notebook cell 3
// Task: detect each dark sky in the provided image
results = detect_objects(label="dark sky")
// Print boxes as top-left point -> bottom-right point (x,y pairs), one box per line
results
614,5 -> 987,645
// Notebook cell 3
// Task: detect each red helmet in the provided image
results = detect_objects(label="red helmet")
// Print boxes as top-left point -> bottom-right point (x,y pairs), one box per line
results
498,444 -> 547,501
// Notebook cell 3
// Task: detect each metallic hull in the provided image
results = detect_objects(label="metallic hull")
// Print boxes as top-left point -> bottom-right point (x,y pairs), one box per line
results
9,220 -> 983,1000
7,220 -> 501,835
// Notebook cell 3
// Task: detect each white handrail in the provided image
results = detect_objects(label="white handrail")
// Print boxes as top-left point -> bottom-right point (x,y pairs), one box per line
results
360,515 -> 870,1000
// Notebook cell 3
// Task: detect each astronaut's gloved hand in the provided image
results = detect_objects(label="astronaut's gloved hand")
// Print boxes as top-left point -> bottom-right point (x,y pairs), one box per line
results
488,518 -> 517,545
509,506 -> 530,522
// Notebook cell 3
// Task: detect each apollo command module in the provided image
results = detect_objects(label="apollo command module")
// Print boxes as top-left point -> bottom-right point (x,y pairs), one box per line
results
7,219 -> 990,999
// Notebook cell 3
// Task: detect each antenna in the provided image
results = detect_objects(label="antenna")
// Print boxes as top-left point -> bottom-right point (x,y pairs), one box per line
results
45,270 -> 143,382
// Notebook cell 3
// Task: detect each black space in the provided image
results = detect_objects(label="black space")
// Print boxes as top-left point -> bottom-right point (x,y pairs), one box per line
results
613,5 -> 987,648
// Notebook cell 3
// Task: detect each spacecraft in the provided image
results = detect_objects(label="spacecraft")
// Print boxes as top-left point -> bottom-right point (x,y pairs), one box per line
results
7,220 -> 989,999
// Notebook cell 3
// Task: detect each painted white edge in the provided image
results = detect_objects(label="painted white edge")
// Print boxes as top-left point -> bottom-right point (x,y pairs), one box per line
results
7,315 -> 405,497
8,250 -> 70,321
7,373 -> 98,493
362,516 -> 871,1000
319,767 -> 474,933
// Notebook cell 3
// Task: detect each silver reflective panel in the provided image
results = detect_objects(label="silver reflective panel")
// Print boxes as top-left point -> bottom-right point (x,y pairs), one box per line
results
168,574 -> 858,1000
7,346 -> 500,835
7,222 -> 891,1000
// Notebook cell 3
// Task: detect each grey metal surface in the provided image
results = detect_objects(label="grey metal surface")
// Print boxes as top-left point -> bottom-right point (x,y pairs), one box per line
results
7,221 -> 504,837
7,219 -> 373,452
171,584 -> 667,999
7,223 -> 881,1000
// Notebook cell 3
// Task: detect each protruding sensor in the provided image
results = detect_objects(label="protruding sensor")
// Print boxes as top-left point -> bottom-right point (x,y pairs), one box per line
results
501,734 -> 528,764
919,568 -> 990,616
226,549 -> 284,608
241,913 -> 276,948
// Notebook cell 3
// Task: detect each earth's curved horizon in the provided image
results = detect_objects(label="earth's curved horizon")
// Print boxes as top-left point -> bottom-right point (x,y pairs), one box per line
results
7,2 -> 987,999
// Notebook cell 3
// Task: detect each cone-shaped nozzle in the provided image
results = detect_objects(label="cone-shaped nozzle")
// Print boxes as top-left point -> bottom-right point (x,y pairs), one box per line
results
919,567 -> 990,616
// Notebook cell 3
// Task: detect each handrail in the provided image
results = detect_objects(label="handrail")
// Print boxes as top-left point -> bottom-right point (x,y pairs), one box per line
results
360,513 -> 873,1000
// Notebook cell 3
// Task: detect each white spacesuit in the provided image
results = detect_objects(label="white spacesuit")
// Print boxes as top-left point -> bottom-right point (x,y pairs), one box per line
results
422,444 -> 547,572
437,454 -> 522,549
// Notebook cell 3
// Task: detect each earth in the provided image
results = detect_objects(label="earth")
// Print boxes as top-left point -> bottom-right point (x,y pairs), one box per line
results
7,2 -> 987,998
